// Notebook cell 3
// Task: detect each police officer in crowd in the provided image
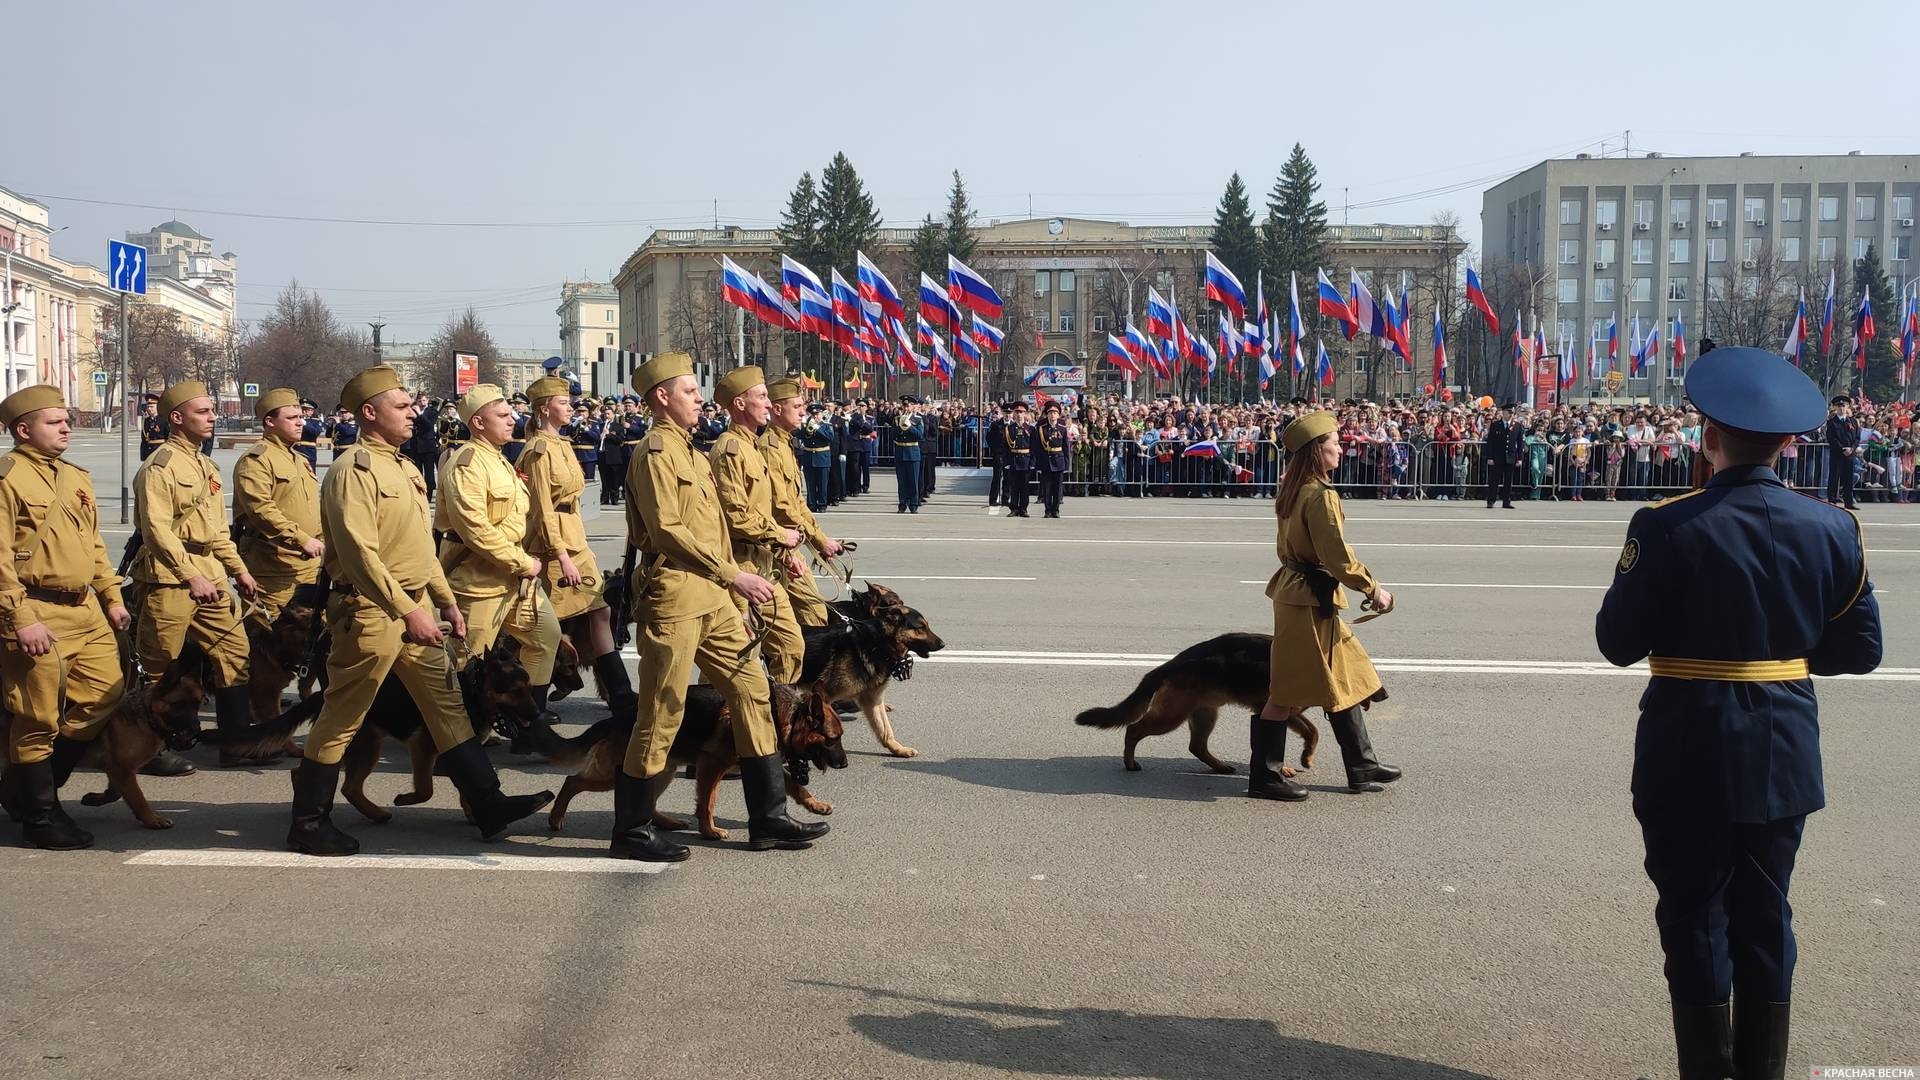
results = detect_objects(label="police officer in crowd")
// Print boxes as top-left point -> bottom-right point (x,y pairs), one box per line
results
918,400 -> 938,500
287,366 -> 552,857
708,366 -> 807,684
295,399 -> 325,470
231,389 -> 323,630
1597,347 -> 1882,1079
130,381 -> 261,758
1483,403 -> 1521,509
328,406 -> 358,463
693,400 -> 726,455
1001,400 -> 1034,518
406,393 -> 441,499
985,401 -> 1008,508
891,397 -> 924,514
799,403 -> 835,513
0,386 -> 132,850
502,392 -> 530,465
762,378 -> 847,627
139,394 -> 167,460
847,400 -> 875,495
1823,395 -> 1860,509
1036,401 -> 1069,519
615,352 -> 828,862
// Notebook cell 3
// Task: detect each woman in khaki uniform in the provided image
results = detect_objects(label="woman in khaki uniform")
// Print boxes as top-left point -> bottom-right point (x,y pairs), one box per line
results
1251,411 -> 1403,801
518,376 -> 634,713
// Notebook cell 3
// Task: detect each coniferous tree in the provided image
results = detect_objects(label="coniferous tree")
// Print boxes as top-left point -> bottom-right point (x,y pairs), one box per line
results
908,215 -> 947,292
1262,144 -> 1333,298
945,170 -> 979,265
1209,173 -> 1261,300
1850,242 -> 1899,400
775,171 -> 824,271
814,152 -> 883,281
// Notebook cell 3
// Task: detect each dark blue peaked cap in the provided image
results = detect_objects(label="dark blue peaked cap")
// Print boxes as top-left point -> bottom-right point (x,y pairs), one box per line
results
1683,346 -> 1827,436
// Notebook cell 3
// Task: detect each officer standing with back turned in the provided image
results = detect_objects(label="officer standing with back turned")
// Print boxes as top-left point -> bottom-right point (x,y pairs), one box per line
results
1596,346 -> 1882,1080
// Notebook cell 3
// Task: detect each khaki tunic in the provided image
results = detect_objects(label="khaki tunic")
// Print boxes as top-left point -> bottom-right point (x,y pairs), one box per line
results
433,440 -> 556,682
710,426 -> 804,685
1264,479 -> 1384,713
518,429 -> 604,620
131,435 -> 250,685
759,427 -> 831,626
231,433 -> 321,624
0,447 -> 126,763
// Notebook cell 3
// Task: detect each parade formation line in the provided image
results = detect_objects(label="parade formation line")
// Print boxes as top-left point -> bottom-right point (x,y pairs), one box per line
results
122,850 -> 674,873
918,651 -> 1920,680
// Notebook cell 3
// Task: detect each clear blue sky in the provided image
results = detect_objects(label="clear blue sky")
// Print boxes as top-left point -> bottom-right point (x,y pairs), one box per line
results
11,0 -> 1910,345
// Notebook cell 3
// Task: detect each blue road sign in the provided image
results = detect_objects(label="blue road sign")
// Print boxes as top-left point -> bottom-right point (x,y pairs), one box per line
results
92,370 -> 110,386
108,240 -> 147,295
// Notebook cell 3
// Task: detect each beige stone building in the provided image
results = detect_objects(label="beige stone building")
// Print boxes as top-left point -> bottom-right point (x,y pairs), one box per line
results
2,186 -> 121,415
556,280 -> 618,388
612,216 -> 1463,400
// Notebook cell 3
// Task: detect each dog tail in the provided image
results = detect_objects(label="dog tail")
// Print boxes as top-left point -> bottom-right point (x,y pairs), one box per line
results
200,691 -> 325,752
1073,662 -> 1174,729
517,712 -> 627,769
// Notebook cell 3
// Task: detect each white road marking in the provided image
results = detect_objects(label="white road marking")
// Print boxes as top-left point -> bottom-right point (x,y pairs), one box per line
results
1237,580 -> 1607,589
845,536 -> 1920,554
123,850 -> 671,874
922,650 -> 1920,681
810,575 -> 1037,582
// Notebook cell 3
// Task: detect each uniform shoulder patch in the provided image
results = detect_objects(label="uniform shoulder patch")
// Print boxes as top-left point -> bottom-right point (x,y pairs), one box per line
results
454,446 -> 475,469
150,447 -> 174,467
646,432 -> 665,452
350,448 -> 375,471
0,456 -> 13,480
721,436 -> 742,457
1617,537 -> 1641,574
1650,487 -> 1707,509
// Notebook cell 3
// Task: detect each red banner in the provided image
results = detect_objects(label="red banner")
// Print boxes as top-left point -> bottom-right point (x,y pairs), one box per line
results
1532,357 -> 1558,410
454,352 -> 479,396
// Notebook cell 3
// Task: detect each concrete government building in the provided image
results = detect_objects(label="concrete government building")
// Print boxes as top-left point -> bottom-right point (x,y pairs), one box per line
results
612,217 -> 1462,399
1483,152 -> 1920,398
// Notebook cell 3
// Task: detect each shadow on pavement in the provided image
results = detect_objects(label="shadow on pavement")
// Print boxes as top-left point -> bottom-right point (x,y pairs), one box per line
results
888,755 -> 1244,802
803,983 -> 1498,1080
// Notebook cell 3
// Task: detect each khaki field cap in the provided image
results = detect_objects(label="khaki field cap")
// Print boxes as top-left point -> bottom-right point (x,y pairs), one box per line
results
255,387 -> 301,420
526,376 -> 570,403
158,380 -> 211,417
0,384 -> 67,427
341,366 -> 406,412
766,377 -> 803,402
714,366 -> 766,407
455,383 -> 506,424
1282,411 -> 1339,453
633,351 -> 697,396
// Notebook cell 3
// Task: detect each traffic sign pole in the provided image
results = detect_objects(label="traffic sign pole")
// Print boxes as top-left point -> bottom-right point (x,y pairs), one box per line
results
118,291 -> 129,524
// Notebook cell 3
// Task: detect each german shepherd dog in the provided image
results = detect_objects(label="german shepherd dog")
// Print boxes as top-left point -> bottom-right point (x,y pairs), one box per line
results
207,642 -> 549,824
542,682 -> 846,840
1074,632 -> 1319,776
801,603 -> 944,759
246,584 -> 321,725
67,645 -> 215,830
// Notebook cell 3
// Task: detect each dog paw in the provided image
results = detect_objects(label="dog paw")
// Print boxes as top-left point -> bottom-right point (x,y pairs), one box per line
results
142,816 -> 174,830
1124,760 -> 1142,772
81,791 -> 113,807
1279,765 -> 1298,778
362,809 -> 394,825
701,826 -> 730,841
392,792 -> 430,807
802,799 -> 833,816
652,813 -> 690,832
1298,754 -> 1314,771
1209,762 -> 1237,775
887,745 -> 919,758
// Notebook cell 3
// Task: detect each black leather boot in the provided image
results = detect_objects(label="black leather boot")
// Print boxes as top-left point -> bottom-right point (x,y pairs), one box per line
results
1671,1001 -> 1733,1080
287,758 -> 359,856
15,760 -> 92,849
739,753 -> 829,850
591,652 -> 637,717
214,685 -> 278,768
608,769 -> 689,862
1247,714 -> 1308,801
437,738 -> 552,841
1733,999 -> 1789,1080
139,748 -> 197,776
48,734 -> 92,787
1326,705 -> 1402,792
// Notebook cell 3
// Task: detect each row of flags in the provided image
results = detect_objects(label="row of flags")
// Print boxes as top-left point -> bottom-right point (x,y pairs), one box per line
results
719,251 -> 1008,385
1782,268 -> 1918,388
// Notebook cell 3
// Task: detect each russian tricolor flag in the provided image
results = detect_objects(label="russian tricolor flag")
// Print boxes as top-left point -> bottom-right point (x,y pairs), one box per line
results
1783,288 -> 1808,366
1318,268 -> 1357,340
1465,265 -> 1500,336
1248,272 -> 1269,358
782,255 -> 832,336
856,251 -> 906,323
971,315 -> 1004,353
1853,290 -> 1875,371
1106,333 -> 1141,375
954,327 -> 982,367
1637,324 -> 1661,378
830,269 -> 864,356
919,273 -> 960,335
1606,314 -> 1619,367
1314,338 -> 1334,387
1144,287 -> 1177,341
1672,312 -> 1687,371
1182,438 -> 1221,459
1258,351 -> 1276,390
1349,269 -> 1382,343
720,256 -> 799,331
946,255 -> 1004,320
1431,303 -> 1448,391
1189,330 -> 1218,380
1288,272 -> 1306,375
1821,267 -> 1837,357
1218,314 -> 1244,369
1204,252 -> 1247,322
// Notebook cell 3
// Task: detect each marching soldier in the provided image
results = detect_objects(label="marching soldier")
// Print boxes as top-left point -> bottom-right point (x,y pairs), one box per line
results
892,397 -> 922,514
231,388 -> 323,629
0,386 -> 131,849
1036,401 -> 1069,518
708,366 -> 806,684
287,366 -> 552,857
615,352 -> 827,861
1597,347 -> 1883,1079
295,399 -> 325,470
762,378 -> 847,627
800,404 -> 835,512
519,377 -> 633,713
139,393 -> 167,460
131,381 -> 262,761
1002,401 -> 1034,517
434,384 -> 562,714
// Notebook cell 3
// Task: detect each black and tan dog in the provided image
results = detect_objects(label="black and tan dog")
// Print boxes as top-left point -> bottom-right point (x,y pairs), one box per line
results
61,646 -> 214,830
542,682 -> 846,840
801,602 -> 944,758
1074,631 -> 1319,776
246,585 -> 321,725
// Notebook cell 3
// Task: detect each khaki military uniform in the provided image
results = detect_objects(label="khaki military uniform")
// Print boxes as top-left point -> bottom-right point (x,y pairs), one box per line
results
1264,479 -> 1384,712
131,435 -> 250,686
759,427 -> 832,626
710,426 -> 805,684
304,435 -> 474,766
231,432 -> 321,626
518,429 -> 605,620
0,447 -> 126,764
623,423 -> 776,779
432,440 -> 558,682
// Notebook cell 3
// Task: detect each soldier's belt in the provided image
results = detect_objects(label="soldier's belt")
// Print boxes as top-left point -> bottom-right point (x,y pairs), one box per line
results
555,502 -> 575,513
1010,448 -> 1030,454
24,585 -> 88,606
1647,657 -> 1811,682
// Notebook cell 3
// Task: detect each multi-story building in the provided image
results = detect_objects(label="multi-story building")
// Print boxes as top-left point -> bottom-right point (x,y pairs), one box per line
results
125,220 -> 238,313
1483,152 -> 1920,399
612,217 -> 1463,399
556,280 -> 618,390
2,186 -> 120,415
379,343 -> 554,399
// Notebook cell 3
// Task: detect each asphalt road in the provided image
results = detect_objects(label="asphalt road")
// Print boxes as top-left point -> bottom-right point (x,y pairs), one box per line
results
4,434 -> 1915,1079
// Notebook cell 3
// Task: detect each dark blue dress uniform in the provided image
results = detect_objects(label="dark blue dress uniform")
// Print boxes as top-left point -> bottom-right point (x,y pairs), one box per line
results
139,409 -> 167,460
569,418 -> 600,482
800,411 -> 836,513
891,410 -> 922,513
1595,346 -> 1882,1079
1036,409 -> 1068,518
297,407 -> 325,469
1483,409 -> 1520,508
503,400 -> 529,465
329,416 -> 358,462
848,409 -> 874,494
1001,408 -> 1033,517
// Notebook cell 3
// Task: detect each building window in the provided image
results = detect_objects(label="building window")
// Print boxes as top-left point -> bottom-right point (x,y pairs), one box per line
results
1092,314 -> 1109,333
1595,238 -> 1617,264
1093,272 -> 1108,289
1892,195 -> 1913,221
1706,197 -> 1729,224
1560,199 -> 1582,225
1744,197 -> 1767,224
1853,237 -> 1871,260
1781,196 -> 1803,222
1058,312 -> 1074,333
1892,236 -> 1912,261
1034,271 -> 1050,295
1154,270 -> 1171,290
604,332 -> 614,345
1667,280 -> 1689,302
1818,236 -> 1838,262
1707,237 -> 1728,263
1632,238 -> 1653,264
1557,278 -> 1579,303
1669,237 -> 1691,263
605,309 -> 614,322
1633,199 -> 1654,227
1780,236 -> 1801,262
1595,200 -> 1618,228
1856,195 -> 1877,221
1559,239 -> 1581,264
1671,198 -> 1692,226
1593,278 -> 1617,303
1707,277 -> 1728,302
1743,237 -> 1764,262
1632,277 -> 1653,302
1819,195 -> 1839,221
1059,270 -> 1076,293
1557,318 -> 1578,344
